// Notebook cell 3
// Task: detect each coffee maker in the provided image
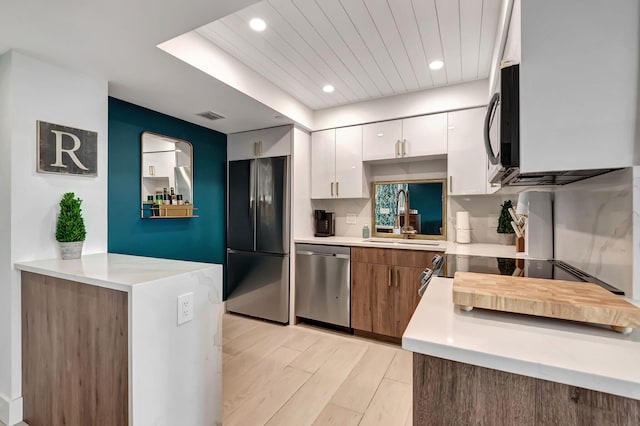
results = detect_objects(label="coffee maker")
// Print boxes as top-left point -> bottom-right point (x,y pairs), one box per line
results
314,210 -> 335,237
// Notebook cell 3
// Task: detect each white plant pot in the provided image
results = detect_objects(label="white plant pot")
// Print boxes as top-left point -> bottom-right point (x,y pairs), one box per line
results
497,233 -> 516,246
59,241 -> 84,260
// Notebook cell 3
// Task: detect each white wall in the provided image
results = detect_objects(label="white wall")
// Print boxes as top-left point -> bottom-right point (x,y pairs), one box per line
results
0,49 -> 14,426
290,127 -> 313,324
314,79 -> 489,131
0,51 -> 108,425
554,169 -> 634,297
292,127 -> 313,239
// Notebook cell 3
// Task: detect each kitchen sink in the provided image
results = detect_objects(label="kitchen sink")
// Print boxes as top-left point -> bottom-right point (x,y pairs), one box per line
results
363,238 -> 442,246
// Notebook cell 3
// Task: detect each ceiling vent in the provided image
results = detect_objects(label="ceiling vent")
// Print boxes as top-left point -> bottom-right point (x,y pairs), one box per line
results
196,110 -> 225,121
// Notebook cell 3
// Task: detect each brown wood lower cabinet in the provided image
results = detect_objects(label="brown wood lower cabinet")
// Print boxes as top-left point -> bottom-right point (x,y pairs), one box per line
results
351,247 -> 436,339
22,271 -> 128,426
413,353 -> 640,426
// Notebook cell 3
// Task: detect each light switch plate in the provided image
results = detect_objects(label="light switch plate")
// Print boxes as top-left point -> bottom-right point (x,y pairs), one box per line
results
346,213 -> 357,224
177,292 -> 194,325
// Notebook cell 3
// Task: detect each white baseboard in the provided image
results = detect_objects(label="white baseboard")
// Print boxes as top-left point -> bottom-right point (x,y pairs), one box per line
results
0,393 -> 23,426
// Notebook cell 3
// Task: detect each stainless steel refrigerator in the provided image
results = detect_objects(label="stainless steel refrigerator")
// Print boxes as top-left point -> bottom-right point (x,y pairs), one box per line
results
226,156 -> 290,324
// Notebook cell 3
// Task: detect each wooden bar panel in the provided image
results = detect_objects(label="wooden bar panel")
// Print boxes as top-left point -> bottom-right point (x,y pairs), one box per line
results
413,353 -> 640,425
22,271 -> 128,426
538,381 -> 640,425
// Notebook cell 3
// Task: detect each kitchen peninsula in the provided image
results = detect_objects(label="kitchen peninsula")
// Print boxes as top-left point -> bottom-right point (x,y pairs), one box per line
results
15,253 -> 223,426
403,276 -> 640,425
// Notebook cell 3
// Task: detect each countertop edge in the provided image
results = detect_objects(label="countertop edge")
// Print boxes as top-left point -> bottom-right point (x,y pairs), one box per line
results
294,237 -> 522,258
16,263 -> 135,293
401,336 -> 640,400
402,277 -> 640,401
14,253 -> 223,292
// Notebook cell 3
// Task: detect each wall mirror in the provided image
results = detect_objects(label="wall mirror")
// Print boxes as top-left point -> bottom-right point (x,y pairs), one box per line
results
371,179 -> 447,240
141,132 -> 195,218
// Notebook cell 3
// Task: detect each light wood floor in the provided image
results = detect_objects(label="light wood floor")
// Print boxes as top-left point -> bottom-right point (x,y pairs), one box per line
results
223,313 -> 413,426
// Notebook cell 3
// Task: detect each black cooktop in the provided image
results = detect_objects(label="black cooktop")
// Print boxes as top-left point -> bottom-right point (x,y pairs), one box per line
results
436,254 -> 624,295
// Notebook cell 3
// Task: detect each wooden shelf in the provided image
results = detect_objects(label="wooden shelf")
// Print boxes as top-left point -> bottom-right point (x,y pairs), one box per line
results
141,215 -> 199,219
140,205 -> 198,219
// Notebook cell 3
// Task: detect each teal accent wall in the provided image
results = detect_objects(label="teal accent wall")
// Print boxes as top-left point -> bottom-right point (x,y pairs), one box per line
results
408,182 -> 444,235
108,97 -> 226,263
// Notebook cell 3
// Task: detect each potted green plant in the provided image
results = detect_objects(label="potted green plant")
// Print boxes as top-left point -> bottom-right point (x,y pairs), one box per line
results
497,200 -> 516,245
56,192 -> 87,260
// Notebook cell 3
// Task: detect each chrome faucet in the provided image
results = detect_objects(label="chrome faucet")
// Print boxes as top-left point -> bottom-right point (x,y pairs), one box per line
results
394,189 -> 417,237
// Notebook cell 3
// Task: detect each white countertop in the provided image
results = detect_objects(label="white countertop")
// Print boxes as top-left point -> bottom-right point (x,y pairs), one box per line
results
15,253 -> 219,292
295,236 -> 520,258
402,277 -> 640,400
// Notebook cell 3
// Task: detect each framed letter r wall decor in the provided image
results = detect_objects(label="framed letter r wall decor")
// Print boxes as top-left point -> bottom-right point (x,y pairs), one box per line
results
37,120 -> 98,176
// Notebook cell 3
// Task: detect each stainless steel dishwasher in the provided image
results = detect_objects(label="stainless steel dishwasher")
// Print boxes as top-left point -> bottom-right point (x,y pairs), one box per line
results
295,244 -> 350,327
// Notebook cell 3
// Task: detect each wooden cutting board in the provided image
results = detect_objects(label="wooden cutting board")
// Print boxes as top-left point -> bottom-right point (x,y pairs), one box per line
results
452,272 -> 640,333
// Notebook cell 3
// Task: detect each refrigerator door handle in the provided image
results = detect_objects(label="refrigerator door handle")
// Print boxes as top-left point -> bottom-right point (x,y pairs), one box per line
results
250,159 -> 257,251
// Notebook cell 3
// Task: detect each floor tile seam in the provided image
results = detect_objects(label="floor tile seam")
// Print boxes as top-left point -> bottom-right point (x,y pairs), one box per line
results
262,369 -> 315,426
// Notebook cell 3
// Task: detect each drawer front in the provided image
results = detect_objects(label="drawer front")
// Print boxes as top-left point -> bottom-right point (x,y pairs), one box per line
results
351,247 -> 392,264
391,250 -> 437,268
352,246 -> 438,269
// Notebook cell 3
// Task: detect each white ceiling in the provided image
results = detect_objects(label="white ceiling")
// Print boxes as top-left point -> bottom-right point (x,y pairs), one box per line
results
0,0 -> 297,134
196,0 -> 501,110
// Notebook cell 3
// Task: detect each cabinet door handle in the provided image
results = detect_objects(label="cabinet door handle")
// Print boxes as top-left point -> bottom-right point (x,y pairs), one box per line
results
336,181 -> 339,197
388,268 -> 392,287
149,165 -> 155,176
331,182 -> 334,197
402,139 -> 407,157
396,269 -> 399,288
395,140 -> 400,157
254,142 -> 258,157
259,140 -> 263,156
449,176 -> 453,193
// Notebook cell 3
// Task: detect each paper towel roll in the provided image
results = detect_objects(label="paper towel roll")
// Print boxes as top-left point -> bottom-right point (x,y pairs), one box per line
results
456,229 -> 471,244
456,211 -> 470,230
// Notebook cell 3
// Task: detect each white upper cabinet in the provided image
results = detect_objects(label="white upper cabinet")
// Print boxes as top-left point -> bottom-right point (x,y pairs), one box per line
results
362,120 -> 402,161
362,113 -> 447,161
310,129 -> 336,199
335,126 -> 367,198
447,108 -> 488,196
519,0 -> 636,172
228,125 -> 291,161
311,126 -> 367,199
402,114 -> 448,158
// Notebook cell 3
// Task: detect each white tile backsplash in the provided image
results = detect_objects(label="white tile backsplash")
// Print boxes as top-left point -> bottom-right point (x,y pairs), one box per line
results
554,168 -> 633,297
448,194 -> 518,244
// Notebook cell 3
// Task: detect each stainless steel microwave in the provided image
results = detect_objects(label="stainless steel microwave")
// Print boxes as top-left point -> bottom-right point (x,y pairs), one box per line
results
483,64 -> 616,186
484,64 -> 520,184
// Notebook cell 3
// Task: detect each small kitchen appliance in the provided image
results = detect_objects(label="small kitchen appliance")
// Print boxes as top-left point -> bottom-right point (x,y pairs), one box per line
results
314,210 -> 335,237
484,64 -> 617,186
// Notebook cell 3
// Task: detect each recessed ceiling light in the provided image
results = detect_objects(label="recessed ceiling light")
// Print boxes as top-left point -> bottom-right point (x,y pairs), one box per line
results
377,133 -> 384,137
322,84 -> 335,93
429,60 -> 444,70
249,18 -> 266,32
274,115 -> 284,119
